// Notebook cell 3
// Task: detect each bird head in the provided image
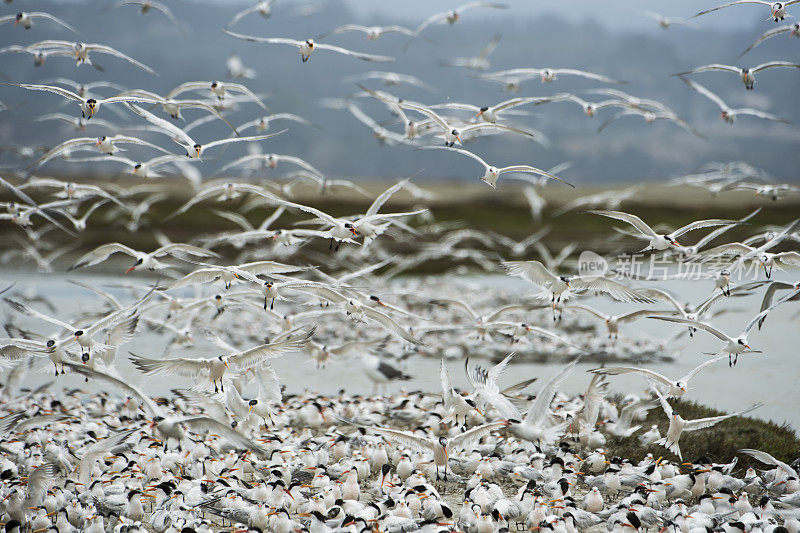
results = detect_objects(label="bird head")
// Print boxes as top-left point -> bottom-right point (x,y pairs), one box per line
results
344,222 -> 358,236
95,136 -> 106,147
74,330 -> 84,338
306,39 -> 315,49
676,382 -> 686,393
218,355 -> 229,368
476,106 -> 489,118
126,257 -> 143,274
14,13 -> 23,25
559,276 -> 571,287
191,144 -> 202,158
737,338 -> 751,350
86,99 -> 97,115
81,352 -> 90,364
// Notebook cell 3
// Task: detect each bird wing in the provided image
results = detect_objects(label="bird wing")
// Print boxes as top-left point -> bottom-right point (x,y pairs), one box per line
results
739,25 -> 792,57
419,145 -> 490,169
71,242 -> 138,269
773,251 -> 800,267
693,1 -> 769,18
648,316 -> 731,341
551,68 -> 625,83
226,4 -> 261,28
62,361 -> 162,417
236,260 -> 310,275
126,103 -> 195,147
400,101 -> 451,131
526,326 -> 582,350
310,42 -> 396,62
674,63 -> 741,75
497,165 -> 574,187
29,12 -> 80,34
673,219 -> 739,238
361,305 -> 423,345
430,298 -> 478,319
566,304 -> 607,321
743,286 -> 800,335
256,364 -> 282,402
733,108 -> 790,122
679,76 -> 728,110
739,448 -> 799,478
679,354 -> 727,384
129,353 -> 212,377
585,210 -> 657,237
500,260 -> 560,288
654,388 -> 673,417
227,328 -> 315,369
449,420 -> 509,449
590,366 -> 671,388
523,357 -> 580,426
570,276 -> 654,303
9,83 -> 83,103
79,429 -> 137,484
365,179 -> 411,217
752,61 -> 800,73
3,299 -> 76,332
178,416 -> 268,456
84,43 -> 156,74
440,359 -> 455,405
153,243 -> 219,259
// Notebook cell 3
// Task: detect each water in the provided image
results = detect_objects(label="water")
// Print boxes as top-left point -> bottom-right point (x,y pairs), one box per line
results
2,269 -> 797,432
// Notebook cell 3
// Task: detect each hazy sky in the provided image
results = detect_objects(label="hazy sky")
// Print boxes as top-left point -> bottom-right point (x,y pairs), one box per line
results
341,0 -> 753,30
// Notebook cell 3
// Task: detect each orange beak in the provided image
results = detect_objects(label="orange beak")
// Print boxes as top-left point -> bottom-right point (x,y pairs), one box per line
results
125,266 -> 136,274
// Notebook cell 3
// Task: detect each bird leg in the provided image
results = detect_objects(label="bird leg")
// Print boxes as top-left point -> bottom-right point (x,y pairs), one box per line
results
335,241 -> 341,252
214,381 -> 219,393
270,299 -> 275,311
329,238 -> 333,250
264,297 -> 268,310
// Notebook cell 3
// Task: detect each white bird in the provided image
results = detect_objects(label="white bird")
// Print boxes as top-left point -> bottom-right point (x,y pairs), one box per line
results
654,389 -> 762,460
167,260 -> 310,290
679,76 -> 789,124
415,2 -> 509,34
114,1 -> 183,33
166,80 -> 267,109
589,355 -> 727,398
0,11 -> 79,33
441,359 -> 478,425
338,416 -> 509,480
226,0 -> 280,28
222,30 -> 395,63
502,260 -> 654,308
644,11 -> 695,29
126,103 -> 284,158
568,304 -> 677,339
78,429 -> 137,485
693,0 -> 800,22
739,22 -> 800,57
130,328 -> 313,392
587,210 -> 739,251
27,134 -> 169,168
399,100 -> 537,146
674,61 -> 800,90
482,66 -> 626,85
8,82 -> 161,119
341,71 -> 433,90
317,23 -> 418,40
11,39 -> 156,73
649,292 -> 798,365
418,146 -> 572,189
70,242 -> 218,272
507,357 -> 580,448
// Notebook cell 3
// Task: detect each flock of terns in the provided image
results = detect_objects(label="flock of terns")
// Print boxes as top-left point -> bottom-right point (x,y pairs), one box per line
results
1,1 -> 800,533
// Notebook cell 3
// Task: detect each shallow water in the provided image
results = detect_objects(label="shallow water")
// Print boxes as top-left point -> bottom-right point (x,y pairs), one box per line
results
2,269 -> 798,432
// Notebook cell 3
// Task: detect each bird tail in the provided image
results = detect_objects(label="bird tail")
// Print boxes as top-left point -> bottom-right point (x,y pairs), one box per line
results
656,437 -> 682,460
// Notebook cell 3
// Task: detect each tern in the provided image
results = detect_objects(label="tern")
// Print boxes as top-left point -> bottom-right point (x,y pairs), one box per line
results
0,11 -> 79,33
502,260 -> 654,316
337,416 -> 509,480
317,24 -> 417,40
415,2 -> 509,34
418,146 -> 573,189
481,67 -> 626,85
440,360 -> 479,425
126,103 -> 284,158
166,80 -> 267,109
586,210 -> 740,251
674,61 -> 800,90
693,0 -> 800,22
654,388 -> 762,460
567,304 -> 677,339
341,71 -> 433,90
26,134 -> 169,168
644,11 -> 695,29
114,1 -> 183,33
6,82 -> 161,118
649,291 -> 799,365
130,328 -> 313,392
679,76 -> 790,123
70,242 -> 219,273
589,354 -> 727,398
226,0 -> 280,28
439,33 -> 502,71
222,30 -> 395,63
399,100 -> 536,146
12,39 -> 156,73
